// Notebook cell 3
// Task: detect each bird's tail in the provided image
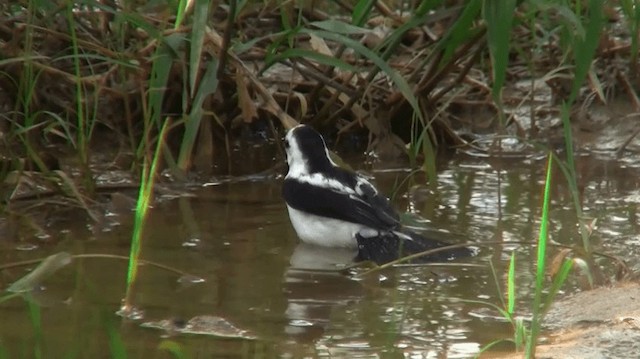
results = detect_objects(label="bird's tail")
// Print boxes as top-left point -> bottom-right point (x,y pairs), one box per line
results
355,228 -> 473,265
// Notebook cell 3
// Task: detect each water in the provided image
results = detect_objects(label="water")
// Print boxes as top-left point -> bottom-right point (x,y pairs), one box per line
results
1,151 -> 639,357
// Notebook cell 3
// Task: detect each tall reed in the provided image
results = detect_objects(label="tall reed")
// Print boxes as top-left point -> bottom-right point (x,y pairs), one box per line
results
524,155 -> 574,358
121,119 -> 170,314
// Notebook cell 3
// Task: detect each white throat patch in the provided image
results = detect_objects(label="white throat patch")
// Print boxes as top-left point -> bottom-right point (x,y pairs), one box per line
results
285,127 -> 309,177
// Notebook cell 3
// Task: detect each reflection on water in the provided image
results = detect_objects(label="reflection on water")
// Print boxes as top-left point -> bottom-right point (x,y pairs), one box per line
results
1,153 -> 639,357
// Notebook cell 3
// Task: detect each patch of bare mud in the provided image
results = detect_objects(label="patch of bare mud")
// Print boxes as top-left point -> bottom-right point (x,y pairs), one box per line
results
575,98 -> 640,154
486,281 -> 640,358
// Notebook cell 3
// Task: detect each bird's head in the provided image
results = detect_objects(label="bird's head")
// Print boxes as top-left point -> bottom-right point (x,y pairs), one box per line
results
284,125 -> 335,176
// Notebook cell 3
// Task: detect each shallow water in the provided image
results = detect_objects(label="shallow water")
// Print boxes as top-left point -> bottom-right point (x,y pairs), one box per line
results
1,150 -> 639,358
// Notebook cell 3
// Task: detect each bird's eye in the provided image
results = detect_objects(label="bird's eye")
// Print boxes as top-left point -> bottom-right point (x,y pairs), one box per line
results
284,139 -> 290,149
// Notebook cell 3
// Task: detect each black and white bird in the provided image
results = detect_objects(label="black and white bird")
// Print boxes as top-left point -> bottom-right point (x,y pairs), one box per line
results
281,124 -> 471,264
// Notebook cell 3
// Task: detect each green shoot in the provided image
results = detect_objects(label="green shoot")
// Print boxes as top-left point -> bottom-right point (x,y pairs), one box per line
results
121,119 -> 171,314
525,154 -> 553,358
26,296 -> 43,359
506,252 -> 516,317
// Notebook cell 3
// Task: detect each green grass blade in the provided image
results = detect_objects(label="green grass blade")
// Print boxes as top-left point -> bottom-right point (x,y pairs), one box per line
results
476,339 -> 514,358
26,296 -> 43,359
459,298 -> 508,317
191,58 -> 220,113
569,0 -> 604,104
189,0 -> 210,95
351,0 -> 376,26
279,2 -> 292,32
559,0 -> 604,257
137,35 -> 177,159
159,340 -> 189,359
233,31 -> 285,54
559,104 -> 590,253
483,0 -> 517,101
438,0 -> 482,65
123,119 -> 171,312
507,252 -> 516,315
177,58 -> 219,171
65,2 -> 89,166
174,0 -> 189,28
0,342 -> 8,359
310,20 -> 371,35
525,154 -> 554,358
50,53 -> 142,69
266,48 -> 357,72
0,56 -> 48,66
104,311 -> 127,358
419,127 -> 438,186
415,0 -> 443,15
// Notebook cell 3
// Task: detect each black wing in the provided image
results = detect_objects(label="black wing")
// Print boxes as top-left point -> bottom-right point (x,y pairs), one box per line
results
282,175 -> 400,231
355,229 -> 474,264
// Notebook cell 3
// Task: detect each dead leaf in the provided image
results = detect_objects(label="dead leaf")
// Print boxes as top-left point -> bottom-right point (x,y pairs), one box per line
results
547,248 -> 573,279
205,27 -> 298,129
235,68 -> 257,123
291,92 -> 308,118
7,252 -> 73,293
309,33 -> 333,57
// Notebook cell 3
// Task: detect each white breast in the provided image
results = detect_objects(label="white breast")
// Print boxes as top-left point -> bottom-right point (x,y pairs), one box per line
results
286,205 -> 365,248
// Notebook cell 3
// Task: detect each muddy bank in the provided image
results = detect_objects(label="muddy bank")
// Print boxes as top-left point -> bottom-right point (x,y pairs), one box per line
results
488,281 -> 640,358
